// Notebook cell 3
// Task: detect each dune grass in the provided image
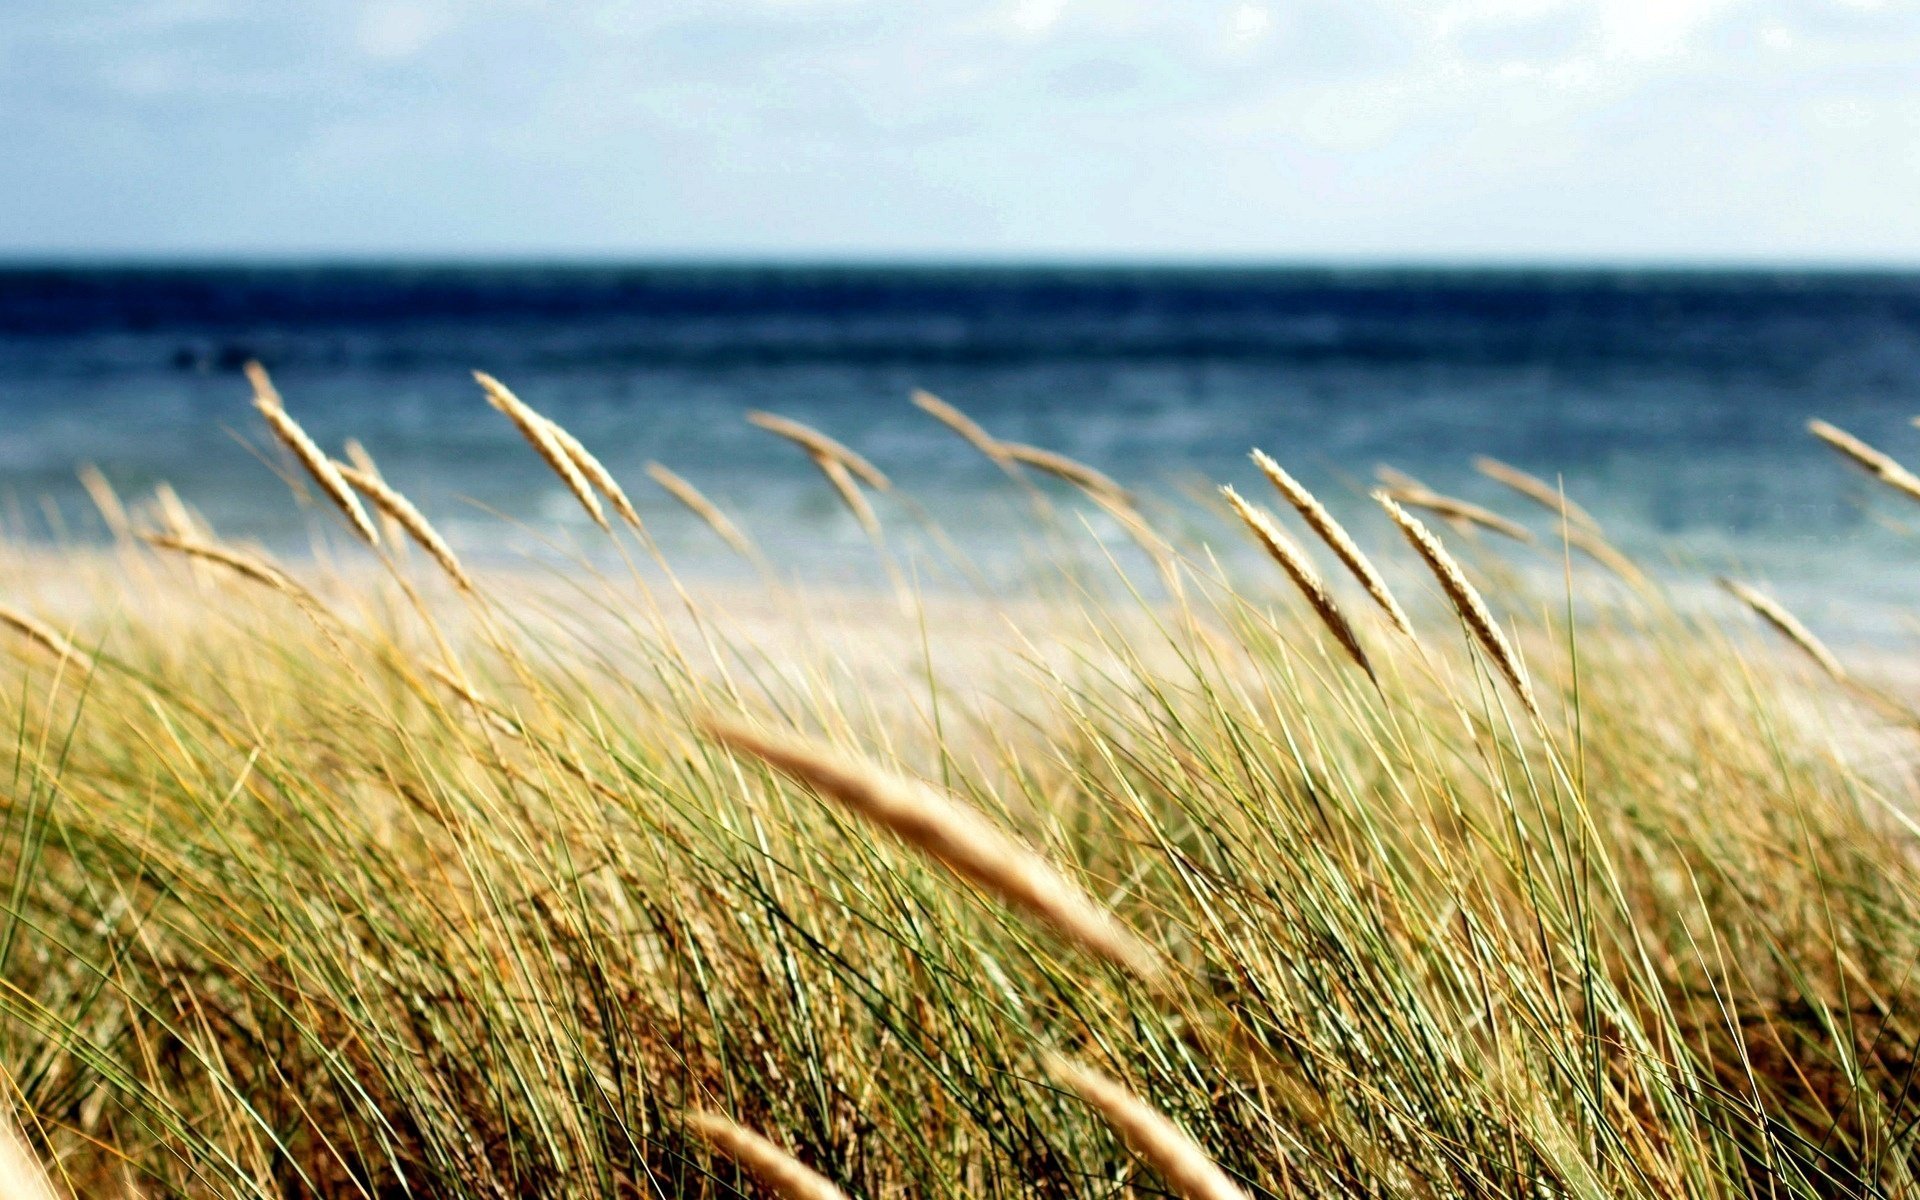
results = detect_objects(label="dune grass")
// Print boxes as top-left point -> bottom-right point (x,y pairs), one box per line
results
1,375 -> 1918,1198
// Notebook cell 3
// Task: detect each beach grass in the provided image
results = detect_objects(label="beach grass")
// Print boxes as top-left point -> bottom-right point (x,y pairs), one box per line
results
0,376 -> 1917,1198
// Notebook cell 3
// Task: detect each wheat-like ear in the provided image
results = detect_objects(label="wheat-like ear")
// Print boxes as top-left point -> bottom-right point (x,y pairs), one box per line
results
1378,492 -> 1542,721
422,661 -> 522,738
1044,1055 -> 1247,1200
644,463 -> 758,561
1719,578 -> 1847,682
151,482 -> 203,539
334,463 -> 472,592
912,388 -> 1012,467
245,362 -> 380,546
143,535 -> 328,613
747,411 -> 891,491
0,605 -> 93,673
473,372 -> 610,531
1563,525 -> 1650,590
686,1113 -> 847,1200
1383,487 -> 1534,544
1000,442 -> 1128,501
77,463 -> 130,542
1808,419 -> 1920,503
1222,486 -> 1373,682
542,419 -> 644,529
702,718 -> 1161,977
0,1113 -> 59,1200
1472,456 -> 1602,532
1250,450 -> 1413,639
809,451 -> 883,540
342,439 -> 408,552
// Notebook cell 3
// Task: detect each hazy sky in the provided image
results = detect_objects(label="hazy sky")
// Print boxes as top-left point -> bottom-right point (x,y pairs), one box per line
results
6,0 -> 1920,261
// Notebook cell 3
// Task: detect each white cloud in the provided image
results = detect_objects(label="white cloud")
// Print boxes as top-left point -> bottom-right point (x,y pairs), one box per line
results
3,0 -> 1919,259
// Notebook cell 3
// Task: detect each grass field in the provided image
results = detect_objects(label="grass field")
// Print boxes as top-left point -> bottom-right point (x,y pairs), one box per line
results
2,372 -> 1918,1198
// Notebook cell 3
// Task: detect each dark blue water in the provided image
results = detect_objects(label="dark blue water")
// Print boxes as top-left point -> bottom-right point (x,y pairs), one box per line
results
5,264 -> 1920,618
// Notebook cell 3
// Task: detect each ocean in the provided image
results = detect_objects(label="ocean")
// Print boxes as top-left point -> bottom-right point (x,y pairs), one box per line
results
5,263 -> 1920,628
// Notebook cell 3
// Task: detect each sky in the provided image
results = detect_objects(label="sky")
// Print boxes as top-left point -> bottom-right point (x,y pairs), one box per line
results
4,0 -> 1920,262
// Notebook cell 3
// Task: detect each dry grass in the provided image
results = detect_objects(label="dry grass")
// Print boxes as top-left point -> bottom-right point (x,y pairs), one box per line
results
335,462 -> 472,592
686,1114 -> 849,1200
702,718 -> 1161,978
1221,485 -> 1374,682
645,462 -> 759,561
475,370 -> 611,531
1251,449 -> 1414,639
1378,491 -> 1541,720
2,382 -> 1918,1200
1046,1056 -> 1248,1200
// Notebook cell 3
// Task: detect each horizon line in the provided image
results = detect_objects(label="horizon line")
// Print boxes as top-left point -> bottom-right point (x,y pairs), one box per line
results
5,249 -> 1920,275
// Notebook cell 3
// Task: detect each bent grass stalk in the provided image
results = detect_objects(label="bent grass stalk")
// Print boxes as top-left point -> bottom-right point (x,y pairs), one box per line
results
645,462 -> 759,562
76,463 -> 130,542
1473,455 -> 1602,532
245,361 -> 380,546
1221,485 -> 1374,682
747,411 -> 891,492
686,1113 -> 848,1200
912,388 -> 1013,469
1251,449 -> 1414,639
543,419 -> 644,530
1808,418 -> 1920,503
335,462 -> 472,592
809,452 -> 882,542
1720,578 -> 1847,683
0,604 -> 93,672
1383,487 -> 1534,544
343,438 -> 408,554
1379,491 -> 1542,721
1045,1055 -> 1248,1200
474,371 -> 610,532
1000,442 -> 1128,502
702,718 -> 1162,978
142,535 -> 331,616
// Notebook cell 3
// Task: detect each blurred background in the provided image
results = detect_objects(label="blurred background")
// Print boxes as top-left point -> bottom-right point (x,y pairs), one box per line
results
4,2 -> 1920,617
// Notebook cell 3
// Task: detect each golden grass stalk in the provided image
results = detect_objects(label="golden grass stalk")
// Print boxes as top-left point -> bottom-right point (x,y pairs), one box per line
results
1473,455 -> 1602,532
77,463 -> 129,541
1375,464 -> 1429,493
644,463 -> 758,560
810,452 -> 882,541
1719,578 -> 1847,682
143,535 -> 327,613
1384,487 -> 1534,544
1045,1055 -> 1247,1200
151,482 -> 202,540
1250,450 -> 1414,639
334,463 -> 472,592
1000,442 -> 1127,501
747,411 -> 891,492
1807,419 -> 1920,503
0,1115 -> 58,1200
912,388 -> 1012,467
686,1113 -> 848,1200
342,439 -> 407,552
245,362 -> 380,546
1378,492 -> 1542,721
542,419 -> 644,530
702,718 -> 1161,977
1562,525 -> 1651,591
1221,486 -> 1374,682
422,661 -> 522,738
472,372 -> 609,532
0,604 -> 94,672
